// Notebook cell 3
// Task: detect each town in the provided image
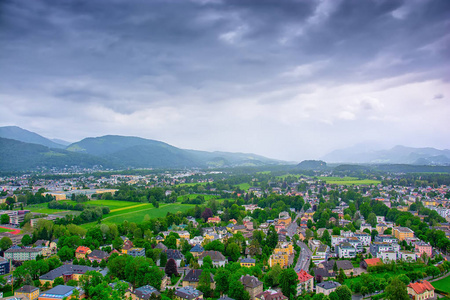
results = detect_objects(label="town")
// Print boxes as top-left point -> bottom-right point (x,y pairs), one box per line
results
0,168 -> 449,300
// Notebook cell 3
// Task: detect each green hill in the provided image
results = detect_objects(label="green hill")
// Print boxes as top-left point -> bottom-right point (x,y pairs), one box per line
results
0,126 -> 65,149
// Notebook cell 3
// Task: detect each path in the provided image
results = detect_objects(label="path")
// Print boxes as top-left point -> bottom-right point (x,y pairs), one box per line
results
110,203 -> 149,213
102,203 -> 170,221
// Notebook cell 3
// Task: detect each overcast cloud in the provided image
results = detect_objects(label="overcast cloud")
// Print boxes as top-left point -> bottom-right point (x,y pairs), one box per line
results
1,0 -> 449,161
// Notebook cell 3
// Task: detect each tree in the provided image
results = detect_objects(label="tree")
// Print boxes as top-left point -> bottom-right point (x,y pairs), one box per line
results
201,208 -> 213,222
202,255 -> 213,270
367,213 -> 377,227
165,258 -> 178,277
1,214 -> 9,224
384,277 -> 409,300
21,234 -> 32,246
229,280 -> 250,300
226,242 -> 241,262
0,237 -> 12,251
335,285 -> 352,300
278,268 -> 298,299
57,246 -> 75,262
159,251 -> 168,267
321,230 -> 331,246
53,277 -> 65,287
198,269 -> 212,297
215,269 -> 230,295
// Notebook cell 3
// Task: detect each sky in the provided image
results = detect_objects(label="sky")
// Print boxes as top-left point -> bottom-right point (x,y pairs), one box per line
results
1,0 -> 449,161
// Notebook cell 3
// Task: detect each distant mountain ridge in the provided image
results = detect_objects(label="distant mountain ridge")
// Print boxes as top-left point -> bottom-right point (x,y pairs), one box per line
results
0,126 -> 65,149
0,126 -> 284,171
322,144 -> 450,165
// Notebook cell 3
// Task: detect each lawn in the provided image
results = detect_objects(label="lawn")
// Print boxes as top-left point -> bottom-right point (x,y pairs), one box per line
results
319,176 -> 381,185
27,203 -> 68,214
432,275 -> 450,294
176,194 -> 218,202
0,227 -> 14,233
236,183 -> 251,191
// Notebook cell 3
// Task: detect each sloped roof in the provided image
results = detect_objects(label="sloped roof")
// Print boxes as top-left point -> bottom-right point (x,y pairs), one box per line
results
183,269 -> 214,283
363,258 -> 382,266
199,250 -> 226,262
297,269 -> 313,282
408,280 -> 434,295
239,275 -> 263,288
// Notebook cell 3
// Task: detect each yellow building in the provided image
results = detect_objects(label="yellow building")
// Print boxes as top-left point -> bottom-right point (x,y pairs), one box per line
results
393,227 -> 414,241
268,253 -> 290,268
240,258 -> 256,267
15,285 -> 40,300
75,246 -> 91,259
274,243 -> 294,256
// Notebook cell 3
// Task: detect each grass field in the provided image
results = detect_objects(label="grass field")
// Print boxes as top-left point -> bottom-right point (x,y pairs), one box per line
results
319,176 -> 381,185
236,183 -> 251,190
0,227 -> 14,233
176,194 -> 218,201
27,203 -> 68,214
432,275 -> 450,293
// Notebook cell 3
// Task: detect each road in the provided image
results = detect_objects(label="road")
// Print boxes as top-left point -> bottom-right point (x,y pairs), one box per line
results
295,240 -> 312,272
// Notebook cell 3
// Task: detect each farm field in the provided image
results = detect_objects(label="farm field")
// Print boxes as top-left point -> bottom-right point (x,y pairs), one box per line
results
319,176 -> 381,185
432,275 -> 450,293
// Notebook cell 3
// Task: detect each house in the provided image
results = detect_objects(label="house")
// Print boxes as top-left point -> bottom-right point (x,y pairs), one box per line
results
122,239 -> 134,254
174,286 -> 203,300
311,243 -> 329,264
255,289 -> 287,300
182,269 -> 215,289
0,256 -> 11,275
198,251 -> 227,267
155,236 -> 165,243
38,285 -> 83,300
415,241 -> 433,258
15,285 -> 39,300
190,244 -> 204,258
407,280 -> 435,300
316,281 -> 341,295
268,253 -> 290,268
360,258 -> 382,270
399,250 -> 417,262
207,217 -> 221,224
75,246 -> 91,259
87,249 -> 109,263
166,249 -> 185,267
335,242 -> 356,258
39,265 -> 99,286
393,227 -> 414,241
154,242 -> 168,252
320,260 -> 354,276
378,251 -> 397,261
4,248 -> 43,261
239,275 -> 264,300
126,285 -> 160,300
128,248 -> 145,258
296,269 -> 314,295
240,258 -> 256,267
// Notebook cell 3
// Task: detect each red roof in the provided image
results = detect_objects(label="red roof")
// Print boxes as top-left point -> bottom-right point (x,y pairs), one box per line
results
297,269 -> 313,282
364,258 -> 382,266
408,280 -> 434,295
76,246 -> 90,254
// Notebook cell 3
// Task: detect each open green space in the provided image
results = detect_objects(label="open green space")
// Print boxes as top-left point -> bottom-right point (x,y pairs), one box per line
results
0,227 -> 14,233
344,264 -> 426,286
176,194 -> 218,201
236,183 -> 251,190
27,203 -> 68,214
319,176 -> 381,185
432,275 -> 450,294
176,182 -> 208,187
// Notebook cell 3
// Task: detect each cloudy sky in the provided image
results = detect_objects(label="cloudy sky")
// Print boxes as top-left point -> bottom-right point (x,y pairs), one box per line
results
1,0 -> 449,161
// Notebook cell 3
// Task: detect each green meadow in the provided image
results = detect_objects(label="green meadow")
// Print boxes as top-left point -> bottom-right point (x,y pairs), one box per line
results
319,176 -> 381,185
432,275 -> 450,294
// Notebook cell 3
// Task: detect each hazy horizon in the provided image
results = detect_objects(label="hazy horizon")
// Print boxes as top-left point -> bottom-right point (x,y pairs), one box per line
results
1,0 -> 449,161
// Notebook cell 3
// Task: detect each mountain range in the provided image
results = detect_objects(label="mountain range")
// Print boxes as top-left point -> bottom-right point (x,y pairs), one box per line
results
0,126 -> 283,171
321,143 -> 450,165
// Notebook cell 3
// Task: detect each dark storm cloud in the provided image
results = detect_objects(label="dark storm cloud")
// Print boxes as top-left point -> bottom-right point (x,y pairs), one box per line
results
1,0 -> 449,160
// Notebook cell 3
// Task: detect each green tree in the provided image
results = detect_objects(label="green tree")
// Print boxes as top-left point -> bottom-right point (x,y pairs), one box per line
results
215,269 -> 230,295
0,237 -> 12,251
57,246 -> 75,262
21,234 -> 32,246
202,255 -> 213,270
229,280 -> 250,300
367,213 -> 377,227
226,242 -> 241,262
53,277 -> 65,287
278,268 -> 298,299
159,251 -> 168,267
335,285 -> 352,300
384,277 -> 409,300
198,269 -> 212,297
1,214 -> 9,224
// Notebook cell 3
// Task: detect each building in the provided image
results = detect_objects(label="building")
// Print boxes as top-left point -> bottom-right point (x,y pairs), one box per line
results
370,242 -> 400,258
128,248 -> 145,258
39,265 -> 99,286
335,242 -> 356,258
331,235 -> 347,247
174,286 -> 203,300
374,235 -> 398,244
126,285 -> 160,300
0,256 -> 10,275
268,253 -> 290,268
190,244 -> 204,258
122,239 -> 134,254
198,251 -> 227,268
166,249 -> 185,267
15,285 -> 39,300
360,258 -> 382,270
87,249 -> 109,263
4,248 -> 42,261
378,251 -> 397,261
75,246 -> 91,259
296,269 -> 314,296
354,233 -> 371,246
399,251 -> 417,262
38,285 -> 83,300
316,281 -> 341,296
255,289 -> 287,300
415,241 -> 433,258
240,258 -> 256,267
239,275 -> 264,300
182,269 -> 215,289
407,280 -> 435,300
393,227 -> 414,241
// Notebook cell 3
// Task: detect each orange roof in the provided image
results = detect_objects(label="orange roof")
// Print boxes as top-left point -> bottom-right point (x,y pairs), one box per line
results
408,280 -> 434,295
297,269 -> 313,282
76,246 -> 90,254
364,258 -> 382,266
